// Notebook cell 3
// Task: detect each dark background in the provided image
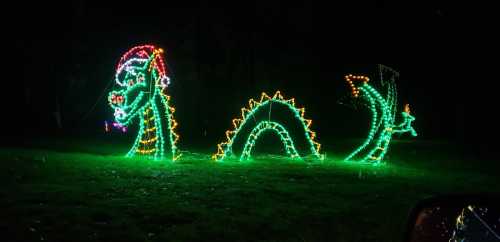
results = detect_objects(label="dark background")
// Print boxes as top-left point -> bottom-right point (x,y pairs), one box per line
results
3,1 -> 496,156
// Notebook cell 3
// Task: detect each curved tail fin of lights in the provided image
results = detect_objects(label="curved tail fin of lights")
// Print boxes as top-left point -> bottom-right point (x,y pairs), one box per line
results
344,74 -> 416,163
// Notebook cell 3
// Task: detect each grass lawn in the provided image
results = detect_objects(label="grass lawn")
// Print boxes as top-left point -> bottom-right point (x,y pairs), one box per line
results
1,139 -> 498,242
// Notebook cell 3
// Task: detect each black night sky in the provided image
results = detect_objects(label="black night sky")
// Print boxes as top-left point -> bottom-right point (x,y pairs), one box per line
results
4,1 -> 496,155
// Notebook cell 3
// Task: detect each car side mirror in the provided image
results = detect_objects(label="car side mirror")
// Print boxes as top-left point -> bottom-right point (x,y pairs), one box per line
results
405,194 -> 500,242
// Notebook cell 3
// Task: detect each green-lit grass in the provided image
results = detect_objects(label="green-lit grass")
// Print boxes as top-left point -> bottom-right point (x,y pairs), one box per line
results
1,139 -> 498,242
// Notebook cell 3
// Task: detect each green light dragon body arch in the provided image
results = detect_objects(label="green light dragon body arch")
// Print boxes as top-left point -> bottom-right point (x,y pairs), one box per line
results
212,91 -> 323,161
241,121 -> 300,160
108,45 -> 180,160
344,74 -> 417,163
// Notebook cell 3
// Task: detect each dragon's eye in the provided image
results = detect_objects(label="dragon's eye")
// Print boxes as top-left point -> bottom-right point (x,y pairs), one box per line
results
128,79 -> 135,86
137,74 -> 145,83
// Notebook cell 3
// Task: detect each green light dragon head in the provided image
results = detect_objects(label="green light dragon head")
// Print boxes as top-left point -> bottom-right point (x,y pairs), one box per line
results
108,45 -> 169,126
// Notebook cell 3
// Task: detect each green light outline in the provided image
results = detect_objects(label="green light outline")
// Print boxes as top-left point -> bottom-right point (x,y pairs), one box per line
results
213,92 -> 323,161
344,81 -> 417,164
109,47 -> 179,161
240,121 -> 301,161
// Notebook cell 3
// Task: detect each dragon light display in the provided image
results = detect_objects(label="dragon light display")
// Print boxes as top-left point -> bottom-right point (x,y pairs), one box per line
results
107,48 -> 414,164
108,45 -> 180,160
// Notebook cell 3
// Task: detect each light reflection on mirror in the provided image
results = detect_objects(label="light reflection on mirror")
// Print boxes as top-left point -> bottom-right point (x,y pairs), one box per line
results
410,204 -> 500,242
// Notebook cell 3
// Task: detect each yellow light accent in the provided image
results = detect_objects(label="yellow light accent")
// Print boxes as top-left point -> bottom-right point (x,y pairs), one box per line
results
304,119 -> 312,128
404,103 -> 411,114
259,92 -> 271,103
226,130 -> 235,141
298,108 -> 305,118
272,90 -> 283,100
232,119 -> 242,129
313,141 -> 321,153
148,59 -> 156,72
248,99 -> 258,109
309,130 -> 316,140
143,115 -> 155,123
173,153 -> 182,161
145,127 -> 157,132
173,132 -> 180,144
137,148 -> 156,154
241,107 -> 251,119
171,119 -> 178,129
140,136 -> 158,144
212,143 -> 226,160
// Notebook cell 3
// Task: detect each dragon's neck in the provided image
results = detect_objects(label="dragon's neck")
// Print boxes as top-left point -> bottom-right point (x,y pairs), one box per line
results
137,103 -> 159,156
128,91 -> 178,160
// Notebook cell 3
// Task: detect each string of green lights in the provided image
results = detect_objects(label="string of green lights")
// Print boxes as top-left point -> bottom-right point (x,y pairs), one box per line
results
240,121 -> 301,161
343,74 -> 417,164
